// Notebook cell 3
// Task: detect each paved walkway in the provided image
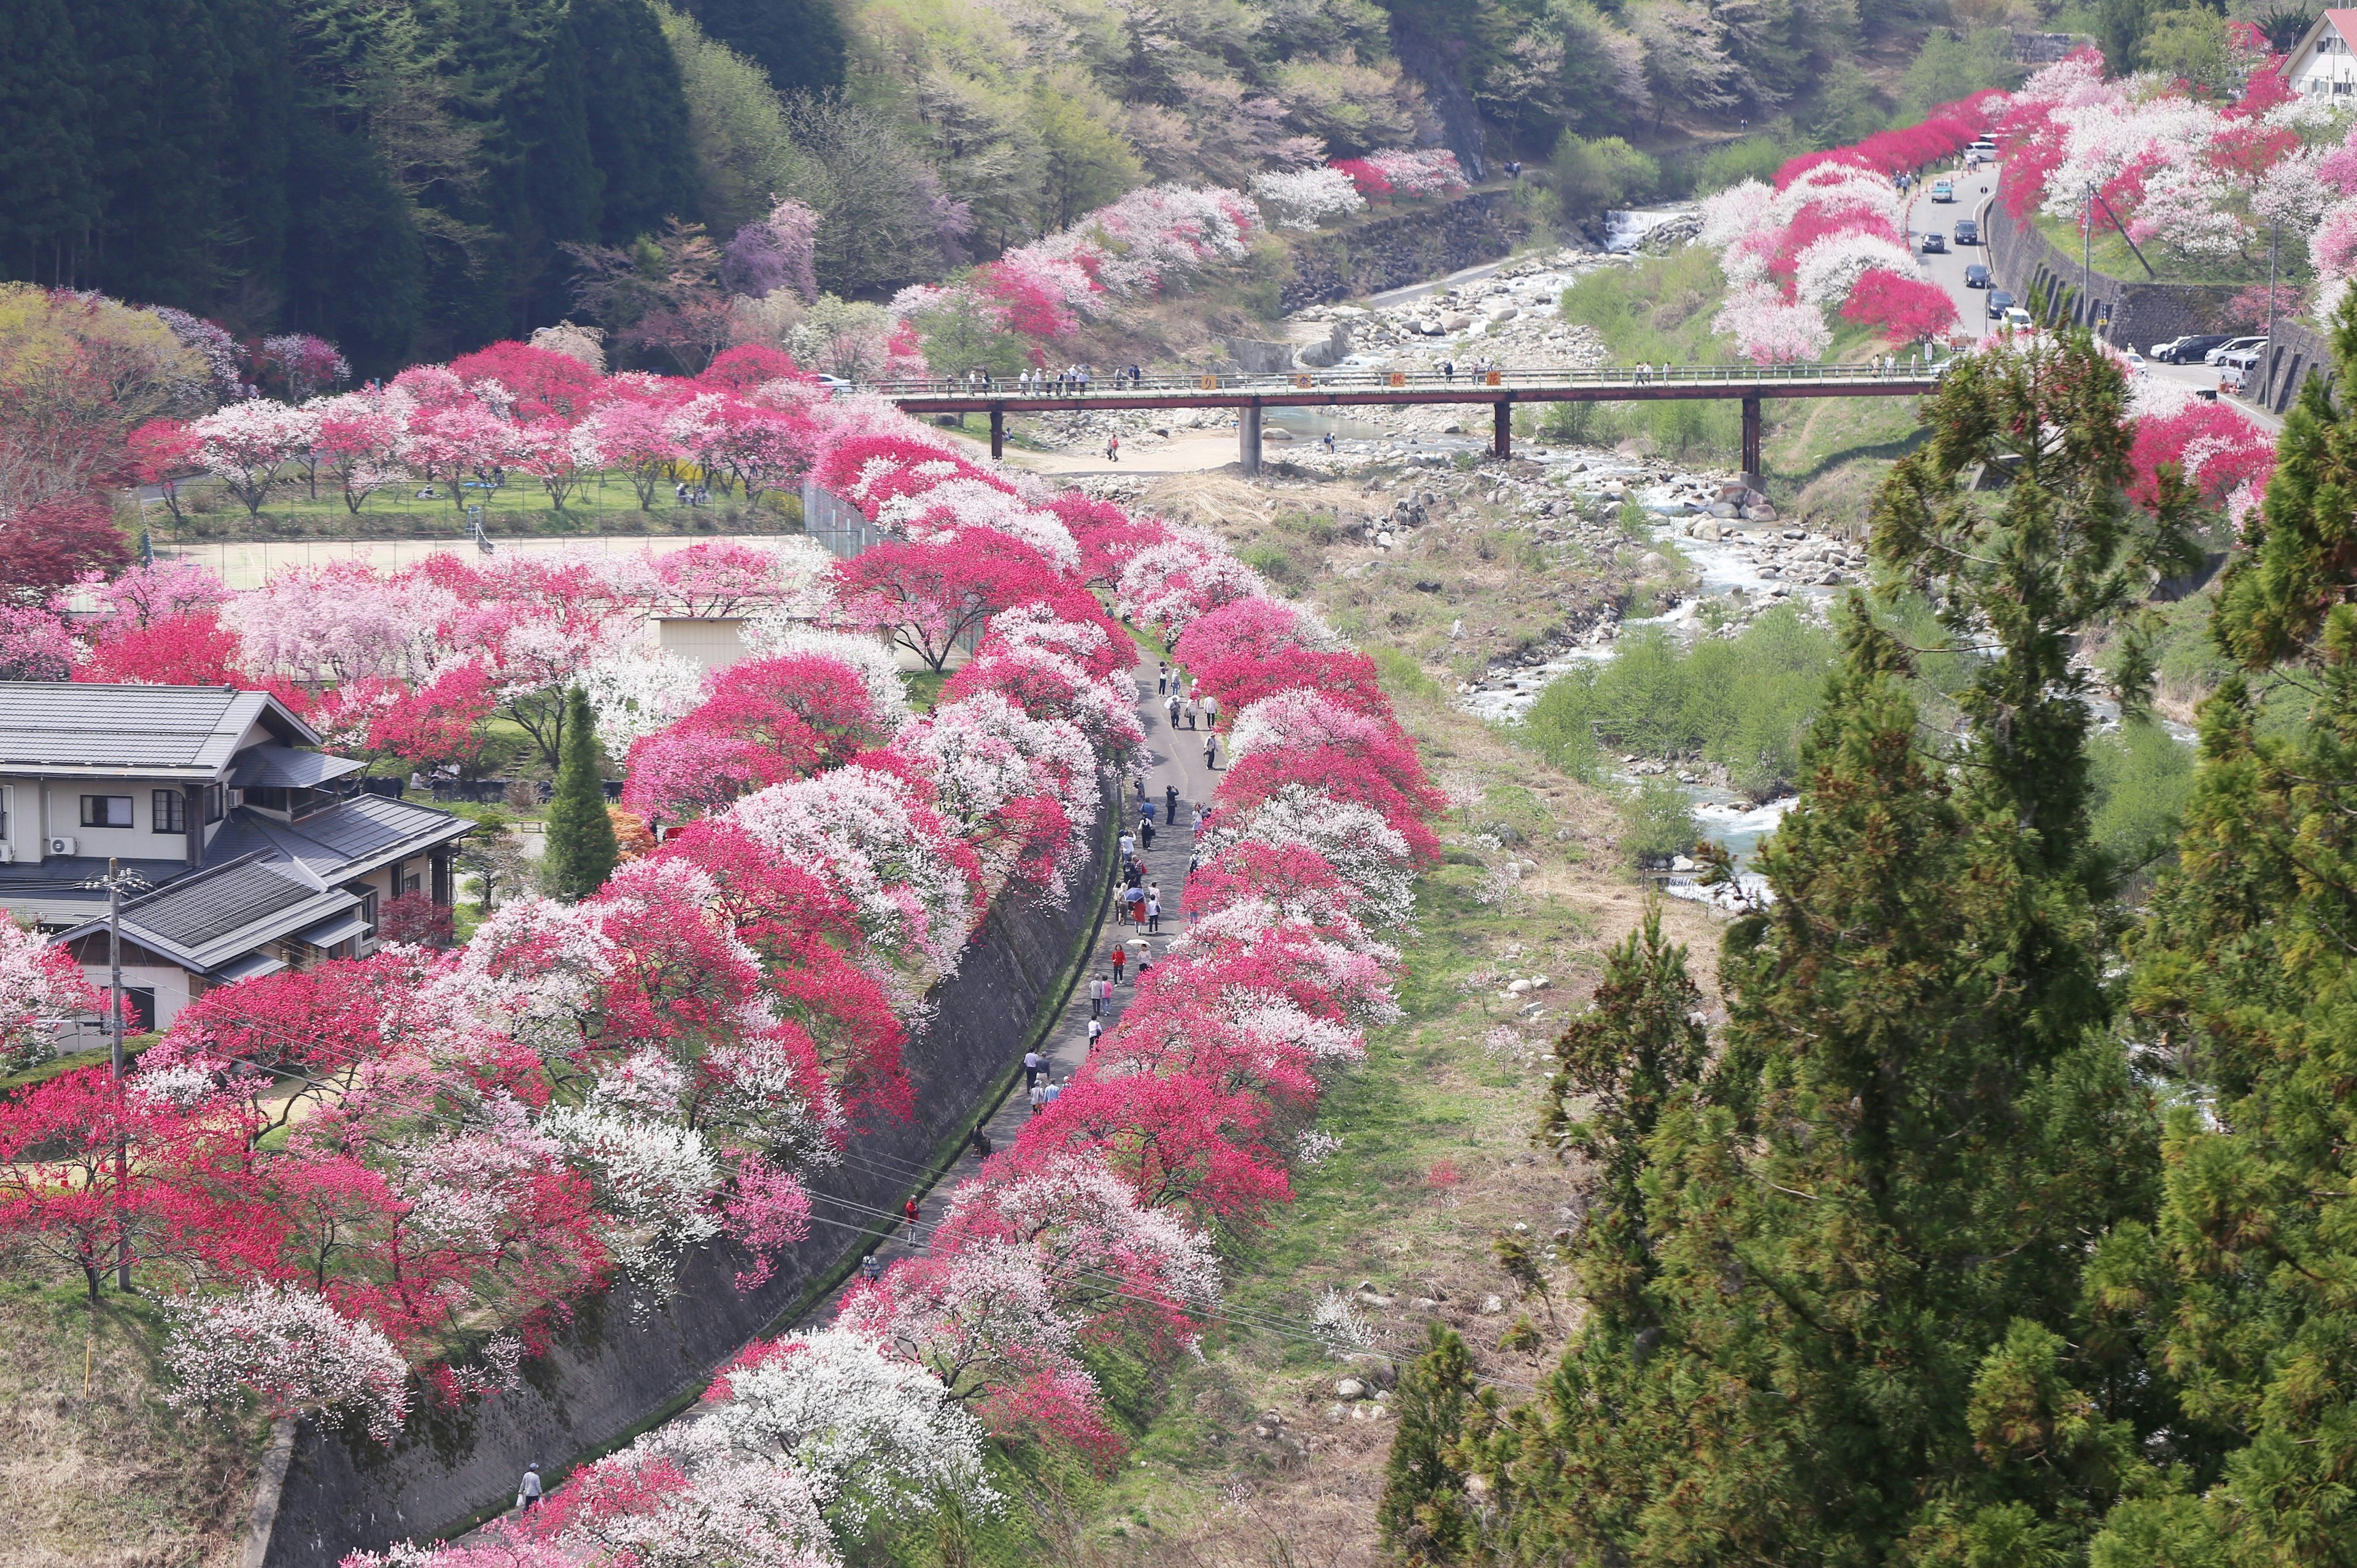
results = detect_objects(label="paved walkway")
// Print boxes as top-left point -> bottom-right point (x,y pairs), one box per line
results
800,643 -> 1220,1320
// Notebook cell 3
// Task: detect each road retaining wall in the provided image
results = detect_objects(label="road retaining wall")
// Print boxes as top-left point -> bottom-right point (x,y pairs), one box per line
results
1279,187 -> 1534,311
1984,200 -> 2239,350
253,781 -> 1118,1568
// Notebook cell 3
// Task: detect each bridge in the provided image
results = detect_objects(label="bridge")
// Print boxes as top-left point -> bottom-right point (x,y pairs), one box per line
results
872,362 -> 1943,479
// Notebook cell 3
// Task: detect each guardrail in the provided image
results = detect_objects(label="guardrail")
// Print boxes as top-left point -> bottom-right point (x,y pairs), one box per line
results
846,360 -> 1946,399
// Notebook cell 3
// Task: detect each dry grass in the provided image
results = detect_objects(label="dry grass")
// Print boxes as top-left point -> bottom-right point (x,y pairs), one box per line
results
0,1281 -> 259,1568
1011,493 -> 1723,1567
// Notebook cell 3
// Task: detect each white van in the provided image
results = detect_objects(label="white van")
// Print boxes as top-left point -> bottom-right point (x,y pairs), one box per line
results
2003,307 -> 2034,331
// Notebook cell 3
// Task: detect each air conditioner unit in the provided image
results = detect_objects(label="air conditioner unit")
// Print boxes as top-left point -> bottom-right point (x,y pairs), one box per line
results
48,836 -> 75,857
226,787 -> 244,808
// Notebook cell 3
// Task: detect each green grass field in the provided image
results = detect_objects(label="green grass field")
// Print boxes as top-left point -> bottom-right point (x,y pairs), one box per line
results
147,467 -> 800,543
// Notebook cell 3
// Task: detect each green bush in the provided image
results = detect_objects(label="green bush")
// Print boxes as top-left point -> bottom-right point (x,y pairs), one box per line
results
1371,645 -> 1441,704
1549,133 -> 1661,214
1618,778 -> 1700,865
1518,607 -> 1838,796
2087,719 -> 2196,873
1695,134 -> 1795,194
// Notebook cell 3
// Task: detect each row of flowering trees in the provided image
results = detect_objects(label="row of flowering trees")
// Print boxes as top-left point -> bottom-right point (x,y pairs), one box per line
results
1699,91 -> 2002,362
139,340 -> 834,525
312,406 -> 1434,1561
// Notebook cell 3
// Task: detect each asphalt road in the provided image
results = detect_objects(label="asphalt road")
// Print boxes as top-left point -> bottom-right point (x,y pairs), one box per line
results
1900,160 -> 2283,432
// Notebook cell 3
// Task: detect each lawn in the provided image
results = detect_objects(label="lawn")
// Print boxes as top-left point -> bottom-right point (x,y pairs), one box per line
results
2032,210 -> 2283,290
145,468 -> 800,543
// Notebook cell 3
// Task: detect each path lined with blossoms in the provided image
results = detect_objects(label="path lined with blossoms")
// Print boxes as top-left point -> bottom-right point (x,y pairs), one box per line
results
803,649 -> 1221,1321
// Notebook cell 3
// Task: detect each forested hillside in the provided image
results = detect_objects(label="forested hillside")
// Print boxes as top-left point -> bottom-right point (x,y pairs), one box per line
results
0,0 -> 1975,377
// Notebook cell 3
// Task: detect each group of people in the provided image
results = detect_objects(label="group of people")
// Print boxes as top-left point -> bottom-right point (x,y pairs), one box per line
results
1440,357 -> 1502,383
1158,659 -> 1216,734
1018,363 -> 1143,395
671,480 -> 712,506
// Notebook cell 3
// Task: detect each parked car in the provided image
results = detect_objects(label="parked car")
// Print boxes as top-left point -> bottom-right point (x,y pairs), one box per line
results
2003,306 -> 2034,331
1964,263 -> 1991,288
2123,350 -> 2148,374
1987,289 -> 2016,319
2150,333 -> 2232,363
1932,179 -> 1955,203
1922,231 -> 1947,253
1954,218 -> 1980,244
2219,347 -> 2266,379
2205,336 -> 2267,365
1967,140 -> 1998,159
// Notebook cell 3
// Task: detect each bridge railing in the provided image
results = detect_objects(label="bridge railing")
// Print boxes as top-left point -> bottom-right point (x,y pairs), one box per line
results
848,359 -> 1945,398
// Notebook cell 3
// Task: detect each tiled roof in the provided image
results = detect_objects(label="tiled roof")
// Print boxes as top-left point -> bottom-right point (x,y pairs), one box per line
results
0,682 -> 315,774
59,854 -> 358,973
203,795 -> 473,881
228,745 -> 365,788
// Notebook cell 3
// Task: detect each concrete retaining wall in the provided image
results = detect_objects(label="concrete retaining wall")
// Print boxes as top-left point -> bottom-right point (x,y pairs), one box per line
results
1985,200 -> 2241,349
1280,188 -> 1534,311
1986,201 -> 2336,412
2253,316 -> 2337,413
254,781 -> 1118,1568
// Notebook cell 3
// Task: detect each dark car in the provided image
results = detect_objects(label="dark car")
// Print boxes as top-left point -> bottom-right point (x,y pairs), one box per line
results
1922,231 -> 1947,253
1954,218 -> 1980,245
1964,263 -> 1991,288
1987,289 -> 2016,319
2153,333 -> 2232,364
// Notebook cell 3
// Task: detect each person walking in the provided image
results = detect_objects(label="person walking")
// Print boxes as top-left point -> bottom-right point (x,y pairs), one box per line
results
1164,784 -> 1178,821
1201,693 -> 1218,728
1167,692 -> 1182,727
902,1196 -> 921,1230
1110,943 -> 1126,983
518,1465 -> 544,1513
1086,1016 -> 1102,1049
1089,974 -> 1108,1018
1140,816 -> 1155,850
859,1251 -> 883,1284
1107,434 -> 1120,463
1185,694 -> 1199,729
1147,892 -> 1161,933
1044,1076 -> 1065,1107
1128,884 -> 1148,930
1028,1078 -> 1048,1114
1204,732 -> 1220,769
1120,828 -> 1136,859
1023,1048 -> 1044,1090
1157,660 -> 1170,695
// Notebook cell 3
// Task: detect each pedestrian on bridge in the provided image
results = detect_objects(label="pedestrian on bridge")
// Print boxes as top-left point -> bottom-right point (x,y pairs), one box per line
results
1442,359 -> 1455,382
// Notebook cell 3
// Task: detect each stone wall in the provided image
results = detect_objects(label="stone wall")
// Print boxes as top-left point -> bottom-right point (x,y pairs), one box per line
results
254,782 -> 1118,1568
2253,316 -> 2336,413
1279,188 -> 1533,311
1984,201 -> 2240,350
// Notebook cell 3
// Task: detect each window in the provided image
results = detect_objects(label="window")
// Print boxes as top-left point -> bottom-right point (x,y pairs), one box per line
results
153,789 -> 185,833
359,888 -> 379,935
80,795 -> 133,828
204,784 -> 225,823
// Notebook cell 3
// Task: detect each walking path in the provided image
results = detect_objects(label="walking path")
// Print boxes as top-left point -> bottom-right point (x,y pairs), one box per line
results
799,641 -> 1219,1321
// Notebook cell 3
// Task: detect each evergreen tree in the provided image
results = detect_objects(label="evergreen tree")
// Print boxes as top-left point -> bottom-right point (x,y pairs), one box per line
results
1535,899 -> 1706,1333
678,0 -> 845,99
2085,299 -> 2357,1567
544,686 -> 617,902
1472,326 -> 2191,1566
1380,1323 -> 1486,1565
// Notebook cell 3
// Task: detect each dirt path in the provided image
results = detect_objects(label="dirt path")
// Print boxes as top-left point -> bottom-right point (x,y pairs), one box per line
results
799,643 -> 1213,1321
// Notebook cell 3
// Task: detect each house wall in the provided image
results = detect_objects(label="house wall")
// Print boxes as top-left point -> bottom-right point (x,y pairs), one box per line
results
255,779 -> 1120,1568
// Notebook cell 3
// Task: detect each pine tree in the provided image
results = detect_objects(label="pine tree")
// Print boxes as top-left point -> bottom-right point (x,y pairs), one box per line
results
1379,1322 -> 1486,1565
543,686 -> 617,902
1473,326 -> 2189,1566
2083,300 -> 2357,1567
1535,899 -> 1706,1333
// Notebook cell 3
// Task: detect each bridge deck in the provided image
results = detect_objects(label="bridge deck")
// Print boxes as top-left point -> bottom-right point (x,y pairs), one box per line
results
861,363 -> 1943,476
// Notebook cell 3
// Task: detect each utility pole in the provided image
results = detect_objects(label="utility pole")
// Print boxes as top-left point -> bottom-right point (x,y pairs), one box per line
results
2083,182 -> 2093,333
82,858 -> 147,1291
2266,220 -> 2280,405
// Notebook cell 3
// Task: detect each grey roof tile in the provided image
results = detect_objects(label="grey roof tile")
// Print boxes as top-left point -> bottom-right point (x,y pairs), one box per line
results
0,682 -> 316,772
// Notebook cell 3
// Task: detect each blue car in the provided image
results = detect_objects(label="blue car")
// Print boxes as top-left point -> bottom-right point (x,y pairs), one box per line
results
1964,263 -> 1991,288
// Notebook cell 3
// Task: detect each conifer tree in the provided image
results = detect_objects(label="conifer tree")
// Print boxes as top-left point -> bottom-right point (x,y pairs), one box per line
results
1380,1323 -> 1485,1565
544,686 -> 617,901
1470,326 -> 2189,1566
2086,301 -> 2357,1567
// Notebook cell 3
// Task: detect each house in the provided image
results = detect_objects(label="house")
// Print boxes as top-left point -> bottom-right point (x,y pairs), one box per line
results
0,682 -> 473,1032
2286,12 -> 2357,99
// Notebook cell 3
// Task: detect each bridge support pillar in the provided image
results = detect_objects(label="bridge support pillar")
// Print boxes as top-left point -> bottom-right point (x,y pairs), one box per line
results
1741,396 -> 1763,487
989,406 -> 1004,460
1493,400 -> 1512,460
1239,403 -> 1262,476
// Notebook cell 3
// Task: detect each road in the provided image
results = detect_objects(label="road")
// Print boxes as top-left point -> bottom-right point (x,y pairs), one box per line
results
1900,160 -> 2283,431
